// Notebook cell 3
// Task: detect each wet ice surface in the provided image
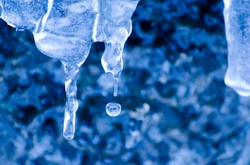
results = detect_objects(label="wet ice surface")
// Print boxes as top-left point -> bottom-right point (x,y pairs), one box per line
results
0,0 -> 139,140
0,0 -> 250,164
223,0 -> 250,96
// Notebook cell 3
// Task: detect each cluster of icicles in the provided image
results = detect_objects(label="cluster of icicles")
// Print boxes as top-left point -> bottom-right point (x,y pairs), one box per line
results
0,0 -> 140,140
2,0 -> 250,140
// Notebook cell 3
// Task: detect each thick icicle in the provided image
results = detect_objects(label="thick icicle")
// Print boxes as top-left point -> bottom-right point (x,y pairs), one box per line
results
223,0 -> 250,96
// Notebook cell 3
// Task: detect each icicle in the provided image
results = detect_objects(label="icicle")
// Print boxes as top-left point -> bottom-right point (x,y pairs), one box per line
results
223,0 -> 250,96
113,77 -> 119,97
62,63 -> 79,140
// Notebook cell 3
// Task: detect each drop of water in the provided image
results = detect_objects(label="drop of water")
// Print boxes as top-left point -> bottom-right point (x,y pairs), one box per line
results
106,102 -> 121,117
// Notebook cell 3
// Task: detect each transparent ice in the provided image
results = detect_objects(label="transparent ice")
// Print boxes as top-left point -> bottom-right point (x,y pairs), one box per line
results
0,0 -> 140,140
223,0 -> 250,96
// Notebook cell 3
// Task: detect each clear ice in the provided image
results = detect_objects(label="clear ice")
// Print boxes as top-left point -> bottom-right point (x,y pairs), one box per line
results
0,0 -> 140,140
223,0 -> 250,96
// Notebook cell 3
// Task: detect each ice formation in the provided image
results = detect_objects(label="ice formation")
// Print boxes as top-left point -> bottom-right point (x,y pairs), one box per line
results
223,0 -> 250,96
0,0 -> 140,140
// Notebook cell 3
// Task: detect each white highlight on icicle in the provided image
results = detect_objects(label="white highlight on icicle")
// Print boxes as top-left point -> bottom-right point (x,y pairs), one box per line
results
40,0 -> 53,32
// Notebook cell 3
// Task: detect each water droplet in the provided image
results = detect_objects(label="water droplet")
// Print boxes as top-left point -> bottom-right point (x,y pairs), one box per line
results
106,102 -> 121,117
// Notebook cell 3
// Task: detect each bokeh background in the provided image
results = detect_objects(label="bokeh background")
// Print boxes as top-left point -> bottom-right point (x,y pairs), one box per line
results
0,0 -> 249,164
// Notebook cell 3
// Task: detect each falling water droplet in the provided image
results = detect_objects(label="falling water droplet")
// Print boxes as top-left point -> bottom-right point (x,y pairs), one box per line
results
106,102 -> 121,117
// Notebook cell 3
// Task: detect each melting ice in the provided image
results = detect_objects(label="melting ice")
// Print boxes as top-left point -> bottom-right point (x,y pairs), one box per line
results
0,0 -> 140,140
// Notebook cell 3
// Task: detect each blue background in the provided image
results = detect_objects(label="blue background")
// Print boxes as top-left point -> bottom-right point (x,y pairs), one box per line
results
0,0 -> 249,164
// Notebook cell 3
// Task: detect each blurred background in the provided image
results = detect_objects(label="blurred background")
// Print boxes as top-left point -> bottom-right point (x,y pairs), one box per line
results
0,0 -> 249,164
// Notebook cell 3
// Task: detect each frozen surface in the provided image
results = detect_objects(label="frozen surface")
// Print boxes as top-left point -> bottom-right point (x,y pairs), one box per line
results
223,0 -> 250,96
0,0 -> 139,139
0,0 -> 249,164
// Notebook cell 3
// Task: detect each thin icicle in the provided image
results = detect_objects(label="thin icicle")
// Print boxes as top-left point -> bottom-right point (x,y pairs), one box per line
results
63,63 -> 79,140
